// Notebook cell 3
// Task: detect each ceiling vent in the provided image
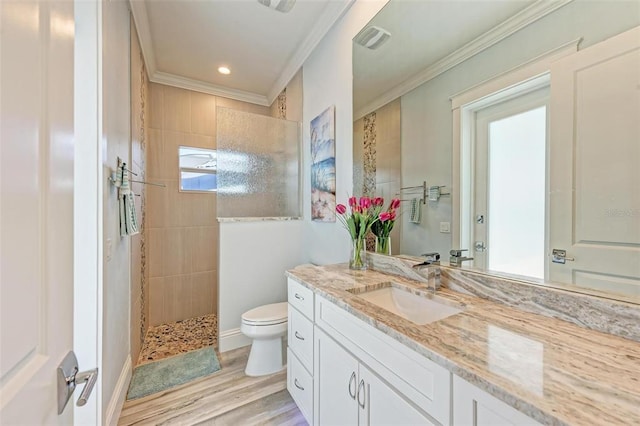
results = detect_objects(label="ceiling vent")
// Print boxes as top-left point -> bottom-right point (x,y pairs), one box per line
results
257,0 -> 296,13
354,26 -> 392,50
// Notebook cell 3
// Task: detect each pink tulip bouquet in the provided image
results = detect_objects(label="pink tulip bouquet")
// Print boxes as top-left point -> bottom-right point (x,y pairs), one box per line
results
335,196 -> 400,269
370,198 -> 400,255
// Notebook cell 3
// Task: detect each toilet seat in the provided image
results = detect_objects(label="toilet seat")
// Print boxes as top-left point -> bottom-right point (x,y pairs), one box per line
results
241,302 -> 287,326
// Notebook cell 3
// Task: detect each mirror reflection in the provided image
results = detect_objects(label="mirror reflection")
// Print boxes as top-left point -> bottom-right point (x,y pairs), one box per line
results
353,0 -> 640,300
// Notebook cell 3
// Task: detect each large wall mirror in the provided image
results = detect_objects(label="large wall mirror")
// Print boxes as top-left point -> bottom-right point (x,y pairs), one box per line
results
353,0 -> 640,302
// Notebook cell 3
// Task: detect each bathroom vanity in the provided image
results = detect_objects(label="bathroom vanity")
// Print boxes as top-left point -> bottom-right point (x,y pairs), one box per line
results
285,259 -> 640,425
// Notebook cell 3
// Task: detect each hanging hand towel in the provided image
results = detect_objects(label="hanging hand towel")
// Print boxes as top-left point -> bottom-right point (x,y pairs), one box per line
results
118,165 -> 139,236
409,197 -> 421,224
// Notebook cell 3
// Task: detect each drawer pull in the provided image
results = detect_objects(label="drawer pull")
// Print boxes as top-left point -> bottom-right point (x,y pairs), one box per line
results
357,379 -> 365,409
348,372 -> 356,399
294,293 -> 304,301
294,378 -> 305,391
294,331 -> 305,341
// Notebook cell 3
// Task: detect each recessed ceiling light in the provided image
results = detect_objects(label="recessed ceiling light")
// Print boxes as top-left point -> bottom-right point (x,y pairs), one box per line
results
218,66 -> 231,75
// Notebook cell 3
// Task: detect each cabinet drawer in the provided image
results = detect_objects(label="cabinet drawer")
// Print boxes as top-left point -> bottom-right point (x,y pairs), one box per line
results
288,305 -> 314,371
287,348 -> 313,424
287,278 -> 314,320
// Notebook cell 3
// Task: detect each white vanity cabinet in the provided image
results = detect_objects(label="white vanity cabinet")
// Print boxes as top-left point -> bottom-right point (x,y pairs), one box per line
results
453,375 -> 541,426
287,279 -> 315,424
315,327 -> 435,425
314,295 -> 449,426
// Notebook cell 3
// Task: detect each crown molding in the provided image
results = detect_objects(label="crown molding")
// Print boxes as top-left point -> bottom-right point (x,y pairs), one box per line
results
354,0 -> 575,120
150,71 -> 270,106
266,0 -> 356,104
129,0 -> 156,75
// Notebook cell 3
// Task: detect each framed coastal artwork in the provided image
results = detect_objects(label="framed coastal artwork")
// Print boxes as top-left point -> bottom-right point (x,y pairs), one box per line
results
310,105 -> 336,222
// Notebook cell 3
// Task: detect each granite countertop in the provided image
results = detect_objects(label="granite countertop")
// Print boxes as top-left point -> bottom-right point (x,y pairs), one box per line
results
285,263 -> 640,426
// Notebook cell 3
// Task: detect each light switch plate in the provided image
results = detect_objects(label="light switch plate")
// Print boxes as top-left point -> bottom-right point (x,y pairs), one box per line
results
440,222 -> 450,233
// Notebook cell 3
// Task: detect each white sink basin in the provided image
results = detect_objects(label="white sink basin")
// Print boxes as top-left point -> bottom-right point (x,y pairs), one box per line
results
353,286 -> 463,325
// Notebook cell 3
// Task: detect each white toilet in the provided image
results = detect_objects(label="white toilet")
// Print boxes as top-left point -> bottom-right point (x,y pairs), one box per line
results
240,302 -> 288,376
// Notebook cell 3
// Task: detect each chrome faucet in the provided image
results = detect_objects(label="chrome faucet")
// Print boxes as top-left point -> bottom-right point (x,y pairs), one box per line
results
412,253 -> 441,293
449,249 -> 473,267
412,252 -> 440,268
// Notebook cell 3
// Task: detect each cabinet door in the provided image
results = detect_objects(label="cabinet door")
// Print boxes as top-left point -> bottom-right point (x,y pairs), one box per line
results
359,365 -> 435,426
315,327 -> 359,425
453,375 -> 541,426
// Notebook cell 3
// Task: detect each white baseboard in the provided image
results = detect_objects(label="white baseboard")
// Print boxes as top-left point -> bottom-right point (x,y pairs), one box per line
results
105,355 -> 132,426
219,328 -> 251,353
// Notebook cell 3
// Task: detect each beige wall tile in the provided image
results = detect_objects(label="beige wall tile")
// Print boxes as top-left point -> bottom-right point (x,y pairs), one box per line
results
216,96 -> 271,116
149,83 -> 164,129
165,275 -> 192,322
149,277 -> 164,326
148,228 -> 163,278
147,128 -> 164,180
191,91 -> 216,137
162,228 -> 192,276
146,181 -> 168,229
190,226 -> 217,273
192,194 -> 217,227
165,180 -> 183,227
145,85 -> 239,325
161,131 -> 184,180
192,271 -> 215,317
162,275 -> 176,323
177,190 -> 195,226
184,134 -> 215,150
164,86 -> 191,132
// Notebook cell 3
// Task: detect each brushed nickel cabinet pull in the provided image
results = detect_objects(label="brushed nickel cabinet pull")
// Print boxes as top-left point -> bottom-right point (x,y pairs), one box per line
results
348,372 -> 357,399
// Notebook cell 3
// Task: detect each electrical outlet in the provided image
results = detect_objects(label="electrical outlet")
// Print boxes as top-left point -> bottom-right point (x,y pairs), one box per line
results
439,222 -> 451,233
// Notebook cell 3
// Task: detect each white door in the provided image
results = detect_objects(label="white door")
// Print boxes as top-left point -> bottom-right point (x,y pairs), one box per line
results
314,328 -> 359,425
359,364 -> 434,426
1,1 -> 99,423
549,26 -> 640,297
473,87 -> 549,279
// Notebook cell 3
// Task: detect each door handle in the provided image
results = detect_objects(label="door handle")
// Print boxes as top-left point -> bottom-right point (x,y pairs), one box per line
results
294,293 -> 304,301
294,331 -> 305,341
57,351 -> 98,414
294,378 -> 305,391
357,379 -> 365,409
348,372 -> 356,399
552,249 -> 575,264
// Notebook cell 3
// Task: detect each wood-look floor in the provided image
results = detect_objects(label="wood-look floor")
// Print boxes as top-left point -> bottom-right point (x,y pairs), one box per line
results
118,346 -> 307,426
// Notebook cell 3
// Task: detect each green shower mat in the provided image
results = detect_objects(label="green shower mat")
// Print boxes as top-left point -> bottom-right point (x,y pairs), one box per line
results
126,346 -> 221,400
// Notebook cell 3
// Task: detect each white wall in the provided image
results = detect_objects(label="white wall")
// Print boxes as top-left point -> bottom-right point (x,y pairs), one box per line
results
101,1 -> 132,423
303,0 -> 389,265
400,0 -> 640,257
218,220 -> 305,351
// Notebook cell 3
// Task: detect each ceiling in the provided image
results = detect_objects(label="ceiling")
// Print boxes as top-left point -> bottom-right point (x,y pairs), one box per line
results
131,0 -> 351,106
132,0 -> 565,111
353,0 -> 551,117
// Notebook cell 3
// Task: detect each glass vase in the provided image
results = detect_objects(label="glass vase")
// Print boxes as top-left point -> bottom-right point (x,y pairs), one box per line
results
375,236 -> 391,255
349,237 -> 368,270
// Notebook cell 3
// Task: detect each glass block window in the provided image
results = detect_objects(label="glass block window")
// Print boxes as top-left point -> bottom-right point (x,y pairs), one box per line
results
179,146 -> 217,192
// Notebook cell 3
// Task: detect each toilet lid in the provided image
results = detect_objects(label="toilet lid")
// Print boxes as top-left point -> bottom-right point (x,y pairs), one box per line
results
242,302 -> 288,325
